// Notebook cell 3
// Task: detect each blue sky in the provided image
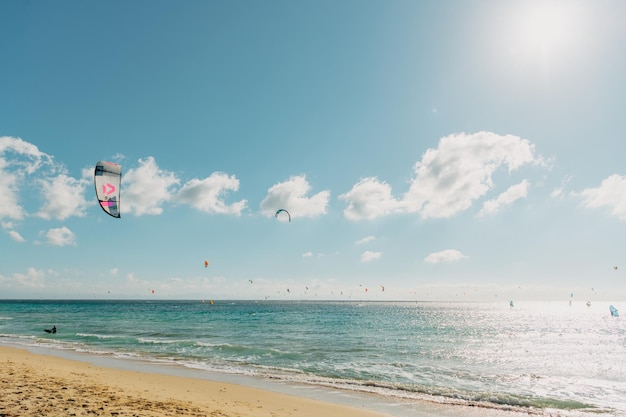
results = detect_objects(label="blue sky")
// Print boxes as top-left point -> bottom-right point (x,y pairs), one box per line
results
2,0 -> 626,301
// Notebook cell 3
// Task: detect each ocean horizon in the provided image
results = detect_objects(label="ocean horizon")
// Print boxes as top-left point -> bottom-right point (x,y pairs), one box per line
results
1,299 -> 624,417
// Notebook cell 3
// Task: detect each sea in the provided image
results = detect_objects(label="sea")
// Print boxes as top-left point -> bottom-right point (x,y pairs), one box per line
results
0,299 -> 624,417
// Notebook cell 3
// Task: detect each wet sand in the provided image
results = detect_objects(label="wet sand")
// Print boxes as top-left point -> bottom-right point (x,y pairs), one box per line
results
0,346 -> 389,417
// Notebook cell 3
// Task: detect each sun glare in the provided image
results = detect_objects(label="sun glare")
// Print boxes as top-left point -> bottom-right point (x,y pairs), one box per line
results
510,1 -> 585,67
522,4 -> 572,51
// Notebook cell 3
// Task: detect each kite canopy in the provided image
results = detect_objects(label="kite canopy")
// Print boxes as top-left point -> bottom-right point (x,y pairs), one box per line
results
94,161 -> 122,218
275,208 -> 291,222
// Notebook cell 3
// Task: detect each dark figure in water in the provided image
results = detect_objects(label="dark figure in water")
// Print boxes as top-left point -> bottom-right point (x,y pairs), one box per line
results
44,325 -> 56,334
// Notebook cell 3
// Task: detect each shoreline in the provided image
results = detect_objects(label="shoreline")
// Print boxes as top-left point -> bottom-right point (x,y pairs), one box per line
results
0,344 -> 550,417
0,345 -> 392,417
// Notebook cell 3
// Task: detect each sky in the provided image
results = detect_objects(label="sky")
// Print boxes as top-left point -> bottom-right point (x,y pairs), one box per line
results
1,0 -> 626,301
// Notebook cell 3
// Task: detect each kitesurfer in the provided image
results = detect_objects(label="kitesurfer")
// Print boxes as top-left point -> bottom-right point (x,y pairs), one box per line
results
44,325 -> 57,334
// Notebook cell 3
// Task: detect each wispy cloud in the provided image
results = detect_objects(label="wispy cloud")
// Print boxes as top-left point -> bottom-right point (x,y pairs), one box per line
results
0,267 -> 45,289
361,250 -> 382,263
550,175 -> 572,199
341,132 -> 543,220
425,249 -> 467,264
478,180 -> 530,216
8,230 -> 25,243
260,175 -> 330,219
575,174 -> 626,220
356,235 -> 375,245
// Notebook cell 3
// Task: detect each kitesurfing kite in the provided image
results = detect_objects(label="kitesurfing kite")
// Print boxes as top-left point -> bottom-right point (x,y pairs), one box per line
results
275,209 -> 291,222
94,161 -> 122,218
204,260 -> 209,268
610,305 -> 619,317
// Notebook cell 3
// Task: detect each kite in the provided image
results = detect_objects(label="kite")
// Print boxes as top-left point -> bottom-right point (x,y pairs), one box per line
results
275,209 -> 291,222
204,260 -> 209,268
94,161 -> 122,218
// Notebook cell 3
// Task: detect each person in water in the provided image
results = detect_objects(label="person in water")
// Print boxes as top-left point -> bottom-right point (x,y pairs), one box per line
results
45,325 -> 56,334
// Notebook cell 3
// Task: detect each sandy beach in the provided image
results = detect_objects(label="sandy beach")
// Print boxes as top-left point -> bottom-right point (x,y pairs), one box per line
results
0,346 -> 389,417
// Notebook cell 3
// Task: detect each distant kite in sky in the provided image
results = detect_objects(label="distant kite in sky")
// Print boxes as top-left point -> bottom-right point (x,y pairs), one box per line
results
94,161 -> 122,218
614,266 -> 618,270
275,209 -> 291,222
205,260 -> 209,268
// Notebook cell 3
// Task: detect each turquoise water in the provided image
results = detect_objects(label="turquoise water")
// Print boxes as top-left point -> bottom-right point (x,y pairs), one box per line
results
0,300 -> 624,416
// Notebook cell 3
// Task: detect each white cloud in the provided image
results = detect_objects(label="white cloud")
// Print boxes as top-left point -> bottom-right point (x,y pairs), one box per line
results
0,136 -> 55,221
575,174 -> 626,220
361,250 -> 382,263
123,157 -> 180,215
405,132 -> 539,219
177,172 -> 247,215
478,180 -> 530,216
0,267 -> 45,289
36,174 -> 90,220
0,168 -> 23,220
425,249 -> 468,264
0,136 -> 53,174
260,175 -> 330,219
341,132 -> 541,220
302,251 -> 313,257
8,230 -> 25,242
356,235 -> 375,245
340,178 -> 402,220
43,226 -> 76,246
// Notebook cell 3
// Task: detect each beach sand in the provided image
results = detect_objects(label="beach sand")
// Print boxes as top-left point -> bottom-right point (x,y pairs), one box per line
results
0,346 -> 389,417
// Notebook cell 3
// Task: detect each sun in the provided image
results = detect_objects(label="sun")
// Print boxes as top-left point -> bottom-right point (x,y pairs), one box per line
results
519,3 -> 574,52
509,1 -> 586,68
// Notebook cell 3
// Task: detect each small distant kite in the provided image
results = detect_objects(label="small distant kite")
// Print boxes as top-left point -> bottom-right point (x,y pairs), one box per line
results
204,260 -> 209,268
275,209 -> 291,222
614,266 -> 618,270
